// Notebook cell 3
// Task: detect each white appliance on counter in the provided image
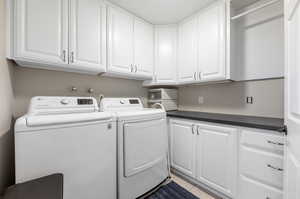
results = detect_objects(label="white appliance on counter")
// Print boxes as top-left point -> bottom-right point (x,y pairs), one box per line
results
101,98 -> 169,199
148,88 -> 178,111
14,96 -> 117,199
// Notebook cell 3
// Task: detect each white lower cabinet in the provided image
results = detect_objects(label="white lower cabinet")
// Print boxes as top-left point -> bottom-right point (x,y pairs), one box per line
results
196,124 -> 237,197
170,120 -> 196,178
239,175 -> 283,199
238,129 -> 284,199
169,118 -> 237,198
169,118 -> 284,199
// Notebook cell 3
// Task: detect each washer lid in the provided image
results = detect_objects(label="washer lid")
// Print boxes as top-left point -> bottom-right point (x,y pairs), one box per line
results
26,112 -> 114,127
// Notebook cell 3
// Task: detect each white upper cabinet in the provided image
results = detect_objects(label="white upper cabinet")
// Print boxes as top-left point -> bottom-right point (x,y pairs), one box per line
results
154,25 -> 177,84
134,18 -> 154,78
107,7 -> 134,76
14,0 -> 68,65
198,1 -> 226,81
12,0 -> 106,74
178,16 -> 198,83
177,0 -> 227,84
107,6 -> 154,80
69,0 -> 106,73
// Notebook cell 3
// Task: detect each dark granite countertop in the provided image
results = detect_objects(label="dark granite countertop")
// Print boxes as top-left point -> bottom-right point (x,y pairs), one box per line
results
167,111 -> 285,133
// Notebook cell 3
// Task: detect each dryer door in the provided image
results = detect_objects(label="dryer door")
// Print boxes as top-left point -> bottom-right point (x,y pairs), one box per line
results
123,117 -> 168,177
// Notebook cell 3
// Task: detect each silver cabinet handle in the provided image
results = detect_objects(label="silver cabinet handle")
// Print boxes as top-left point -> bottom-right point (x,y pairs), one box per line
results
135,65 -> 138,73
70,52 -> 74,63
196,126 -> 200,135
192,124 -> 195,134
62,50 -> 66,62
130,64 -> 133,72
267,164 -> 283,171
199,72 -> 202,80
194,72 -> 197,80
267,140 -> 284,146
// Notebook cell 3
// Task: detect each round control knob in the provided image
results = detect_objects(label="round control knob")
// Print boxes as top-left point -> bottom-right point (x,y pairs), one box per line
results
60,99 -> 69,105
120,100 -> 125,104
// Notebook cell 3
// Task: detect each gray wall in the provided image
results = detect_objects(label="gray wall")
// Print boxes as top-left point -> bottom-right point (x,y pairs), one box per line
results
178,79 -> 284,118
0,0 -> 15,194
13,67 -> 148,117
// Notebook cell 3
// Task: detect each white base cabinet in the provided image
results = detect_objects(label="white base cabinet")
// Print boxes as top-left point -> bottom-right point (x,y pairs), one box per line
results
196,124 -> 237,197
238,129 -> 284,199
170,120 -> 196,177
169,117 -> 284,199
169,118 -> 237,198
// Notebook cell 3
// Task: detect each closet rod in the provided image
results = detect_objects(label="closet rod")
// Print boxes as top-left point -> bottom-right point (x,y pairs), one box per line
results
231,0 -> 282,20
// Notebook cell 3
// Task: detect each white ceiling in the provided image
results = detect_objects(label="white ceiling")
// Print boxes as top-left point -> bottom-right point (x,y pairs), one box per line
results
107,0 -> 216,24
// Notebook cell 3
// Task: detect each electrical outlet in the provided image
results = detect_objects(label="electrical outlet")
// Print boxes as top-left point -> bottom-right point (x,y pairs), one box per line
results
246,96 -> 254,104
198,96 -> 204,104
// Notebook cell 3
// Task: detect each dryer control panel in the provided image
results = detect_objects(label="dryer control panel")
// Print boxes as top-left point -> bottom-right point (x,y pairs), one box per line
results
100,98 -> 143,112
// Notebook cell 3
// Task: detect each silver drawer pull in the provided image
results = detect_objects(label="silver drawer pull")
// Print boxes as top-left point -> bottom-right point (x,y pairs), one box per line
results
267,140 -> 284,146
267,164 -> 283,171
62,50 -> 66,62
70,52 -> 74,63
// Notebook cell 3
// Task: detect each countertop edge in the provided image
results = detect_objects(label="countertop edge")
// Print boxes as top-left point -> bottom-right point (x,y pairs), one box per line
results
167,112 -> 285,133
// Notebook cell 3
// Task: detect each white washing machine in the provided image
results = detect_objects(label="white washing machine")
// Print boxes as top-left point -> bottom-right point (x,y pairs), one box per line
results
15,96 -> 117,199
101,98 -> 169,199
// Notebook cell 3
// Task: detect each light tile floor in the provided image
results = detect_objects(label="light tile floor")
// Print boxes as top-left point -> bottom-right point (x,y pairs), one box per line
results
171,173 -> 216,199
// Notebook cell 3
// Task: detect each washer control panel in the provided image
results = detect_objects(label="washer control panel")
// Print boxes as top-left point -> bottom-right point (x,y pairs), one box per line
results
28,96 -> 98,115
77,98 -> 94,105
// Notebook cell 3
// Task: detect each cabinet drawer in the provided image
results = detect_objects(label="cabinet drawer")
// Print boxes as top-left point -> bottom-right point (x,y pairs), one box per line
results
239,175 -> 283,199
240,129 -> 284,154
240,146 -> 283,189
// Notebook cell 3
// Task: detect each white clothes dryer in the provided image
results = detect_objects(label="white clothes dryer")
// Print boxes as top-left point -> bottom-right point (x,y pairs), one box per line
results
101,98 -> 169,199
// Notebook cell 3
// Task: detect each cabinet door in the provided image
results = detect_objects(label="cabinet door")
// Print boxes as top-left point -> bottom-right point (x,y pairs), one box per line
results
134,18 -> 154,79
154,25 -> 177,84
178,17 -> 198,83
15,0 -> 68,64
107,7 -> 134,75
170,119 -> 196,177
196,123 -> 237,197
198,1 -> 226,81
69,0 -> 106,73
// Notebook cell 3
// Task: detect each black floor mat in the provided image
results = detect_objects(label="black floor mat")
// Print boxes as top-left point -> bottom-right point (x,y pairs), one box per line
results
145,181 -> 200,199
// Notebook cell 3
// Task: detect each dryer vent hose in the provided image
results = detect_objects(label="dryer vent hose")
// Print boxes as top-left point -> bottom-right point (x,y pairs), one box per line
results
152,103 -> 165,111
